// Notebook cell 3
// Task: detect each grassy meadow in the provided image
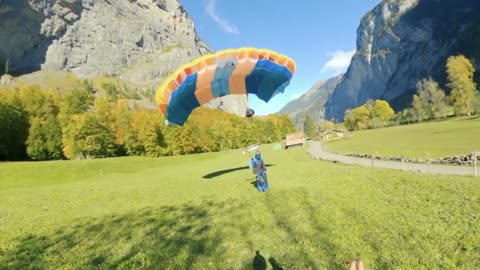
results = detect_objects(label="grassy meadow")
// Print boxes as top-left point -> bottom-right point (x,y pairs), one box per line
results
325,117 -> 480,159
0,144 -> 479,269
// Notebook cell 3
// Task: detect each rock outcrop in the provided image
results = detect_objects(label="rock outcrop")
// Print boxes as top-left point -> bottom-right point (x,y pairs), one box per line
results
325,0 -> 480,121
0,0 -> 209,86
0,0 -> 248,115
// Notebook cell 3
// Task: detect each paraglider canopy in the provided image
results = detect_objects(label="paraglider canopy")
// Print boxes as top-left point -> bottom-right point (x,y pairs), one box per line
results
156,47 -> 296,125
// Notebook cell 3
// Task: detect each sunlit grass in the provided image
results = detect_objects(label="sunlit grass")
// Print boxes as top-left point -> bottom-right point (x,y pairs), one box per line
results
1,145 -> 479,269
325,117 -> 480,159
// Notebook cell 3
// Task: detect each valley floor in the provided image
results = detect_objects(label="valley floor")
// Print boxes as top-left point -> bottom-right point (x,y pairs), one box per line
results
325,117 -> 480,159
0,145 -> 479,269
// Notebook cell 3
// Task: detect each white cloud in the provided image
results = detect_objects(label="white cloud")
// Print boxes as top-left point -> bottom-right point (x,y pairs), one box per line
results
291,94 -> 301,100
321,50 -> 355,74
205,0 -> 239,34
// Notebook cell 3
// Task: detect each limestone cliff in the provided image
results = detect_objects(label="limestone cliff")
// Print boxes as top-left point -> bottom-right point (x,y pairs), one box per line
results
324,0 -> 480,121
0,0 -> 247,115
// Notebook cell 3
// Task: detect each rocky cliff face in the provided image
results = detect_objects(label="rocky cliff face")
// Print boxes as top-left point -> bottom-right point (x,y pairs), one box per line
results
0,0 -> 248,115
0,0 -> 209,86
324,0 -> 480,122
279,74 -> 342,128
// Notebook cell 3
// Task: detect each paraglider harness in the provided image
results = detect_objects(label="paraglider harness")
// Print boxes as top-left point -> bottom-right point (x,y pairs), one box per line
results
249,150 -> 268,190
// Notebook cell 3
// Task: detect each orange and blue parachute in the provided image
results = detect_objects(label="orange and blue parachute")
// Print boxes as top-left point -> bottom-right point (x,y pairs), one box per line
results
156,47 -> 296,125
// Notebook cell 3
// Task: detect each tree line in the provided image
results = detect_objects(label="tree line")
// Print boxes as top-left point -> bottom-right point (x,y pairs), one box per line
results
342,54 -> 479,131
0,83 -> 297,161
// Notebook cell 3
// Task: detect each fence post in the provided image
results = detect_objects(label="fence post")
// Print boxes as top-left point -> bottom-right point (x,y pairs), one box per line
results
427,152 -> 431,174
475,152 -> 477,177
401,156 -> 405,171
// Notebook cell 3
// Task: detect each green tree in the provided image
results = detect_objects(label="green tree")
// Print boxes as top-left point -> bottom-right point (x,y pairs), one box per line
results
0,91 -> 29,160
83,79 -> 94,93
26,115 -> 63,160
303,115 -> 316,138
103,82 -> 119,102
58,88 -> 94,126
392,109 -> 415,125
277,114 -> 297,138
264,115 -> 282,142
446,55 -> 477,116
16,85 -> 64,160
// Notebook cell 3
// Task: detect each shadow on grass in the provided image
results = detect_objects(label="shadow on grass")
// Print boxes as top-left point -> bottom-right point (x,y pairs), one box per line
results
268,255 -> 285,270
253,250 -> 267,270
1,189 -> 381,269
202,164 -> 275,179
0,200 -> 248,269
252,250 -> 285,270
265,189 -> 353,270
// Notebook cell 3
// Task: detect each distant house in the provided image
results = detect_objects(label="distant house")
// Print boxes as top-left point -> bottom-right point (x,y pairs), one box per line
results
285,131 -> 305,149
320,129 -> 344,141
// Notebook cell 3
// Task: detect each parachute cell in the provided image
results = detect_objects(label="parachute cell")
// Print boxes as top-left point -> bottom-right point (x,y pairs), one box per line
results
156,47 -> 296,125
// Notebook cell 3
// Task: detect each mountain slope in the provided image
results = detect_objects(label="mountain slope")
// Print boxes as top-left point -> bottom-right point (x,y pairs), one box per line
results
324,0 -> 480,121
279,74 -> 342,127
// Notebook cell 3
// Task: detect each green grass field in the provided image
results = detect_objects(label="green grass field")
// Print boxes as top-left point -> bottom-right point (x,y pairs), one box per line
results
325,117 -> 480,159
1,145 -> 479,269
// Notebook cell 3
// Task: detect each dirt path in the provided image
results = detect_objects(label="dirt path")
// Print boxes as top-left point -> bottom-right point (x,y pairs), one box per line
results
307,141 -> 478,177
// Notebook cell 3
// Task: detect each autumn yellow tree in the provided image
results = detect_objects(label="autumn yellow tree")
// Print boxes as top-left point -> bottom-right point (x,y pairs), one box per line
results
94,97 -> 115,131
373,99 -> 395,126
277,114 -> 297,137
113,99 -> 131,152
126,110 -> 166,157
318,120 -> 335,132
446,55 -> 477,116
62,113 -> 116,159
352,105 -> 371,130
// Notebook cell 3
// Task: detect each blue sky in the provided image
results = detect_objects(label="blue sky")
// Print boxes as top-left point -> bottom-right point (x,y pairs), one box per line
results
179,0 -> 381,115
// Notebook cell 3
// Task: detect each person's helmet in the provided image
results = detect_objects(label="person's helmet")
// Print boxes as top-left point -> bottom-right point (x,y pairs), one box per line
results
255,150 -> 261,160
